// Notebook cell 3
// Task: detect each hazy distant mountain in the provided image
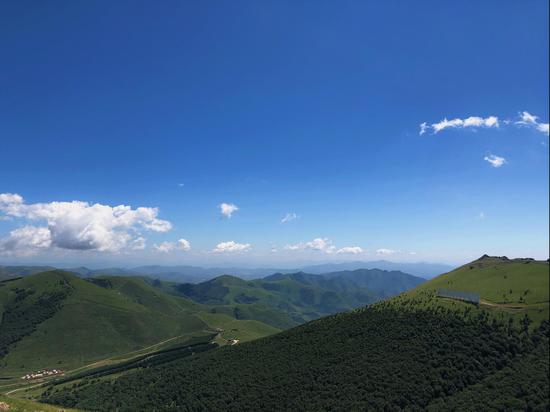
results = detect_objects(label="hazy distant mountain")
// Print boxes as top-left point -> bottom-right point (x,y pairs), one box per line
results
0,260 -> 454,283
298,261 -> 454,278
131,261 -> 452,281
0,265 -> 56,280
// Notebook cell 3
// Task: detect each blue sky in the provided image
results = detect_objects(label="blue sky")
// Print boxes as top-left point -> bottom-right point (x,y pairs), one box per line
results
0,1 -> 548,267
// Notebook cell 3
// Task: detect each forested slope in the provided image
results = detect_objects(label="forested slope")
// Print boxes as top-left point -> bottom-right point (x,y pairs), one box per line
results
41,256 -> 549,411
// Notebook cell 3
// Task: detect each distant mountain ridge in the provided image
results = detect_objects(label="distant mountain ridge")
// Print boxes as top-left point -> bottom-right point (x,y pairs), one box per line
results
0,260 -> 453,282
160,268 -> 425,329
43,255 -> 549,411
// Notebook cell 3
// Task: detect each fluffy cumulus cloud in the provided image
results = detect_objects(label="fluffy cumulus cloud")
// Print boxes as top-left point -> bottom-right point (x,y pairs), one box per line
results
219,203 -> 239,218
484,154 -> 506,168
281,212 -> 298,224
0,226 -> 52,256
0,193 -> 172,255
213,240 -> 251,253
154,238 -> 191,253
515,111 -> 549,135
420,116 -> 499,135
336,246 -> 363,254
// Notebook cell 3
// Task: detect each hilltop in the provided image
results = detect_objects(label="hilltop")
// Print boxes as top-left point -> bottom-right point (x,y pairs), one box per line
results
158,269 -> 424,328
39,256 -> 549,411
0,271 -> 278,377
392,254 -> 549,326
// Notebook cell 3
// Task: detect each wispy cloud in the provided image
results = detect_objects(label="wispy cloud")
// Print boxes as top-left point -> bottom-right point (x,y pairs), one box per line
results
219,203 -> 239,218
420,116 -> 499,135
285,238 -> 336,253
281,212 -> 298,224
213,240 -> 251,253
419,122 -> 429,136
515,111 -> 549,135
376,248 -> 397,256
484,154 -> 506,168
285,238 -> 363,255
420,111 -> 548,136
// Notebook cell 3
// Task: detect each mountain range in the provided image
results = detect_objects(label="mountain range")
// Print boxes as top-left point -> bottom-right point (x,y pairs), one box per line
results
0,267 -> 423,375
38,256 -> 549,411
0,260 -> 453,283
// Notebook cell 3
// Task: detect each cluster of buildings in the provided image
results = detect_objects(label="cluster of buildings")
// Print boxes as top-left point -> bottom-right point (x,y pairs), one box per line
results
21,368 -> 63,380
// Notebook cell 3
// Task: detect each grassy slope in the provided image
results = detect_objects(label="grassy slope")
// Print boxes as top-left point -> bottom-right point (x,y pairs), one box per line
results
393,255 -> 549,326
0,394 -> 81,412
40,256 -> 549,411
0,271 -> 279,377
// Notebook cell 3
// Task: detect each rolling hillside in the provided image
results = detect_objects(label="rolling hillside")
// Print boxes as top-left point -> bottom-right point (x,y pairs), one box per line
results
392,255 -> 550,326
41,256 -> 549,411
0,271 -> 278,377
0,265 -> 56,281
160,269 -> 424,329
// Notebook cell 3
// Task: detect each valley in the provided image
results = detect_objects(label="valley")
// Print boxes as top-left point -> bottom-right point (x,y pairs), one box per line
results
0,256 -> 547,411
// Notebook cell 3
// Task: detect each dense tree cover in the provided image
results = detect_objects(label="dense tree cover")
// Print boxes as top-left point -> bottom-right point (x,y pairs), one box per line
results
42,303 -> 549,411
162,270 -> 423,329
0,283 -> 72,358
427,341 -> 549,411
47,338 -> 217,386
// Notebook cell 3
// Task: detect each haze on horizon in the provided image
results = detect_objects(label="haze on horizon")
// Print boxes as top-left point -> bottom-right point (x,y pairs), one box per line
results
0,1 -> 548,268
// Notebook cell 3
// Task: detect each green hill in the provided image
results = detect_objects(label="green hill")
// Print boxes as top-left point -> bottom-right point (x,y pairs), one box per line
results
0,394 -> 81,412
0,271 -> 278,377
0,265 -> 56,281
392,255 -> 549,326
162,269 -> 424,329
40,256 -> 549,411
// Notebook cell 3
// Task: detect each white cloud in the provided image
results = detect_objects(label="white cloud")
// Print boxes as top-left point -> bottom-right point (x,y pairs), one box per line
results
281,212 -> 298,224
177,238 -> 191,251
484,154 -> 506,168
420,111 -> 548,136
336,246 -> 363,254
213,240 -> 251,253
154,241 -> 175,253
131,237 -> 147,250
154,238 -> 191,253
426,116 -> 499,134
419,122 -> 429,136
0,193 -> 172,255
219,203 -> 239,218
0,226 -> 52,256
515,111 -> 549,135
477,212 -> 486,220
285,238 -> 336,254
376,248 -> 396,256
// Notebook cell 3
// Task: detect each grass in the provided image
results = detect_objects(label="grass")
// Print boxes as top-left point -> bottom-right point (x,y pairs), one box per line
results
195,311 -> 280,343
390,256 -> 549,327
0,394 -> 80,411
0,271 -> 279,378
